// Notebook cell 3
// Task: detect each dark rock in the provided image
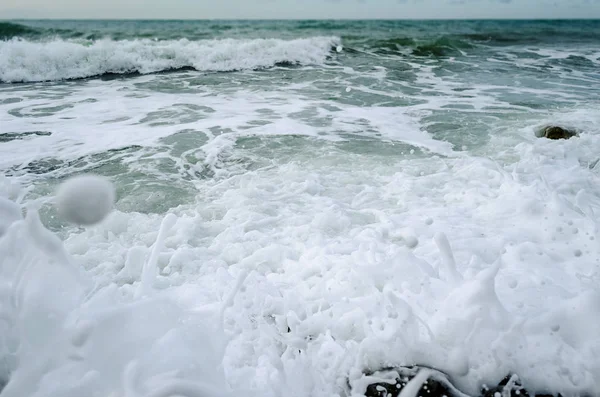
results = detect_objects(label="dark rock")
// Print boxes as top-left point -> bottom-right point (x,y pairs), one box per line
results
363,366 -> 463,397
481,374 -> 530,397
537,126 -> 578,140
481,374 -> 567,397
360,368 -> 576,397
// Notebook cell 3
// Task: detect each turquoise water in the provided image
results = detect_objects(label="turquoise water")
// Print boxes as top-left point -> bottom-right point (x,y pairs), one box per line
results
2,20 -> 599,212
1,19 -> 599,218
3,19 -> 600,42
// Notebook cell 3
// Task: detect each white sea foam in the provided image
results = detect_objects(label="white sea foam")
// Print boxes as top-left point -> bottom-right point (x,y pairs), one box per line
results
0,36 -> 340,82
1,29 -> 600,396
0,196 -> 236,397
1,113 -> 600,395
0,83 -> 454,175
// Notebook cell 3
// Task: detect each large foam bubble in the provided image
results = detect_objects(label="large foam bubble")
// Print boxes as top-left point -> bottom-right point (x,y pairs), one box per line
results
55,174 -> 115,226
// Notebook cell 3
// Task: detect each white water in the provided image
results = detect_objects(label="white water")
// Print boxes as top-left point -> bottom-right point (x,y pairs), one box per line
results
1,32 -> 600,395
0,37 -> 340,82
0,81 -> 453,175
1,109 -> 600,395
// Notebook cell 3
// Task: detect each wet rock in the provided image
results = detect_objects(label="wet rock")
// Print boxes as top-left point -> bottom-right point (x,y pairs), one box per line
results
360,368 -> 572,397
537,126 -> 578,140
481,374 -> 566,397
363,366 -> 461,397
481,374 -> 530,397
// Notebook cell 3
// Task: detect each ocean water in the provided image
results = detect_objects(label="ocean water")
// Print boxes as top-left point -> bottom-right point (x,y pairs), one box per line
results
1,19 -> 600,397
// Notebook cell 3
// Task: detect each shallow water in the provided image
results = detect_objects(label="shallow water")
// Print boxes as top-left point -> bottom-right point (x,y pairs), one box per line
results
1,19 -> 600,397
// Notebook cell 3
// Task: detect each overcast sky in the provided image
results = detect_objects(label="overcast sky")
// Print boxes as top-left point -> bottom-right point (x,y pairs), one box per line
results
1,0 -> 599,19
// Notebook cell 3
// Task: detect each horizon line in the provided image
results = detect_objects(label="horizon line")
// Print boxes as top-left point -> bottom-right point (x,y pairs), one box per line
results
3,17 -> 600,21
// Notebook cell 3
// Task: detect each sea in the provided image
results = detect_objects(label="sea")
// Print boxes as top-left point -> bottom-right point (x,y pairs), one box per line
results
0,19 -> 600,397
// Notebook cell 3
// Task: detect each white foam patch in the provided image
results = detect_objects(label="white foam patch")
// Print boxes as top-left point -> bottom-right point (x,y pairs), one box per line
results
0,202 -> 237,397
0,197 -> 21,237
2,121 -> 599,396
0,83 -> 454,175
2,35 -> 600,396
0,36 -> 340,82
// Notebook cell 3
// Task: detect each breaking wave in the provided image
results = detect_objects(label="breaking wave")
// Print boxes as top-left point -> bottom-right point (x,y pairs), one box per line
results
0,22 -> 42,40
0,36 -> 341,83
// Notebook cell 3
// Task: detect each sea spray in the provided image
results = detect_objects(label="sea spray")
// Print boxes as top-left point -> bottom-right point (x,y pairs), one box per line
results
429,256 -> 509,352
0,197 -> 21,237
397,368 -> 435,397
136,212 -> 177,298
434,232 -> 463,285
0,181 -> 236,397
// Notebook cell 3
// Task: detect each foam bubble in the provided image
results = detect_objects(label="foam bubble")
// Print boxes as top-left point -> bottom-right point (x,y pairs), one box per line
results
55,174 -> 115,226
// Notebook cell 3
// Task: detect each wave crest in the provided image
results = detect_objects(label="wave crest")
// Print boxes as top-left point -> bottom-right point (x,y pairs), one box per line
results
0,22 -> 40,40
0,36 -> 341,83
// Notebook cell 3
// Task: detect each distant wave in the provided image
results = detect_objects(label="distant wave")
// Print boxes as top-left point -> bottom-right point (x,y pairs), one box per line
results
0,22 -> 41,40
0,36 -> 341,83
365,36 -> 474,57
357,29 -> 600,57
